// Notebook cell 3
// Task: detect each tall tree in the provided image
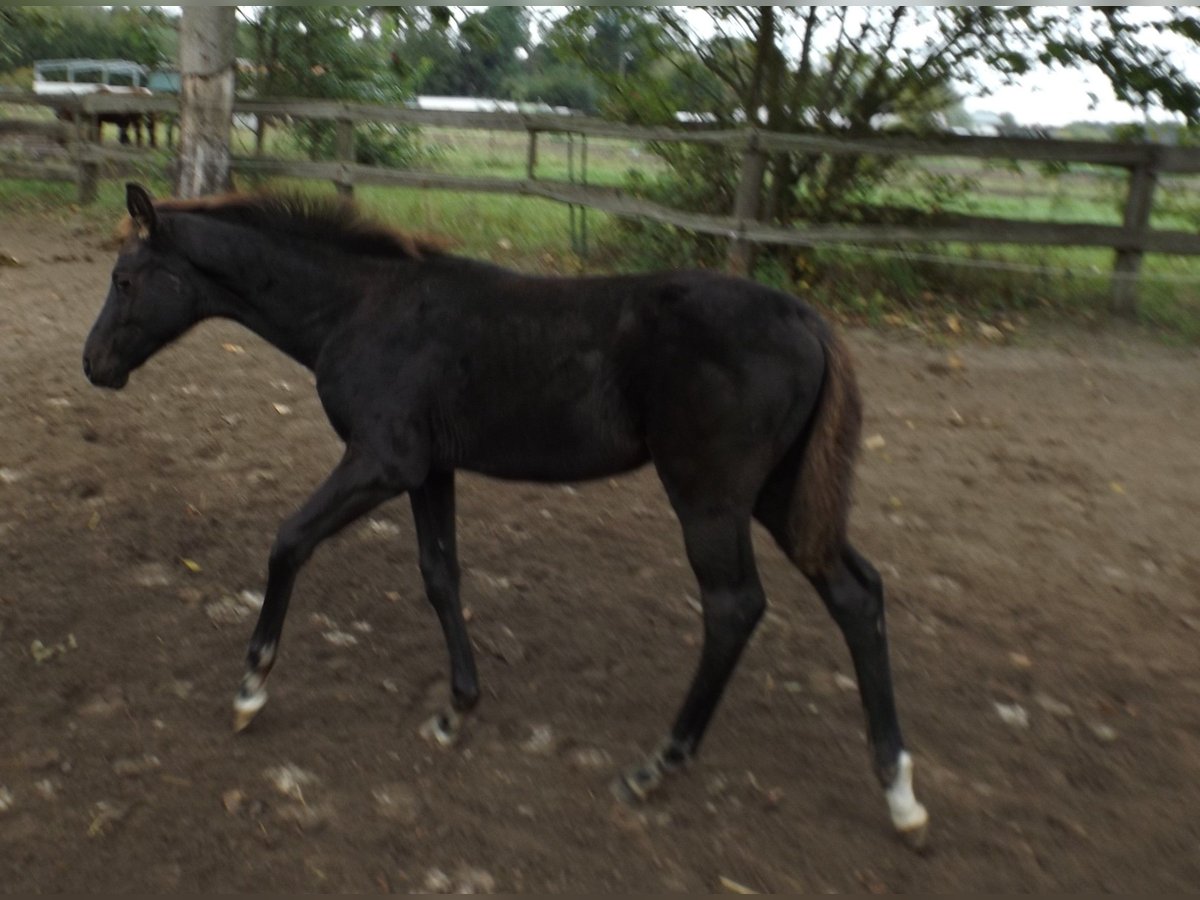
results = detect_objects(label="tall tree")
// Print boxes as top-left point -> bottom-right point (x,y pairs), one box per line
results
565,6 -> 1200,270
176,6 -> 235,198
242,7 -> 421,163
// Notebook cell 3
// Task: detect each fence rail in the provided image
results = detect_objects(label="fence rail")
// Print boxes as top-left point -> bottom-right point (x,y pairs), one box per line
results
3,90 -> 1198,313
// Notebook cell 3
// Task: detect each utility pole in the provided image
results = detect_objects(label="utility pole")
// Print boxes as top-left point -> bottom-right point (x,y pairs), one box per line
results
176,6 -> 236,198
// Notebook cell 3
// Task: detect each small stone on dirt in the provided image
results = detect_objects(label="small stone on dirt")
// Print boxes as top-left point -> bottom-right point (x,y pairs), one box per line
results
0,787 -> 14,813
863,434 -> 887,451
833,673 -> 858,693
477,625 -> 525,663
424,867 -> 495,894
995,702 -> 1030,729
222,789 -> 245,815
1034,693 -> 1074,718
264,763 -> 319,801
371,782 -> 422,824
364,518 -> 400,538
206,596 -> 252,626
978,323 -> 1004,342
112,754 -> 162,777
87,800 -> 131,837
520,724 -> 557,755
77,688 -> 125,718
1009,652 -> 1033,669
131,562 -> 172,588
238,589 -> 264,610
423,868 -> 453,893
323,630 -> 358,647
567,746 -> 613,769
1089,722 -> 1118,744
275,800 -> 334,831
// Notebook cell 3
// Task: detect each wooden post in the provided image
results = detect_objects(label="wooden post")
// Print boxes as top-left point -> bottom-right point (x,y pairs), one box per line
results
1111,150 -> 1159,317
727,130 -> 767,276
334,117 -> 355,197
75,105 -> 99,205
176,7 -> 236,198
525,128 -> 538,180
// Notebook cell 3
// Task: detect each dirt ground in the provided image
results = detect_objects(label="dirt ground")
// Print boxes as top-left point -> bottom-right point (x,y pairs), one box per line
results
1,211 -> 1198,893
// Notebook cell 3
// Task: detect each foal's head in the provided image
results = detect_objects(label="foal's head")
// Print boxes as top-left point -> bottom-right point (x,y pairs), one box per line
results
83,183 -> 202,389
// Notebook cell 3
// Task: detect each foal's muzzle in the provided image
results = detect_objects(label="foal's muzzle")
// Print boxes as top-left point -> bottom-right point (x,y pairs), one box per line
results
82,353 -> 129,390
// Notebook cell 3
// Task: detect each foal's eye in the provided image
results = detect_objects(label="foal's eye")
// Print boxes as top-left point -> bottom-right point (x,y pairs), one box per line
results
112,272 -> 133,292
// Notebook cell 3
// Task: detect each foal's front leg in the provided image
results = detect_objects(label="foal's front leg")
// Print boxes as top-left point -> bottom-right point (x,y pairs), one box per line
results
234,449 -> 399,731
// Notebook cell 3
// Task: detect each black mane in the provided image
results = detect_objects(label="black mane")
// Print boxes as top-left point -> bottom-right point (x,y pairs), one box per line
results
155,191 -> 443,260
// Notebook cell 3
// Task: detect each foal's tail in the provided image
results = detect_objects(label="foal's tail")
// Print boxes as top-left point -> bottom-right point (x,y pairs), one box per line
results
785,326 -> 863,576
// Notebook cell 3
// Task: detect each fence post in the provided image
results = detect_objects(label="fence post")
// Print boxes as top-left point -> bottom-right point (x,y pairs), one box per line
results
525,128 -> 538,179
74,102 -> 99,205
727,129 -> 767,276
334,117 -> 355,197
1111,148 -> 1159,317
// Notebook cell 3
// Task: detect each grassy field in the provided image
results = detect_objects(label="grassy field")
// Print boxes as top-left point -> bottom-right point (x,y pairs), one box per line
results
2,105 -> 1198,340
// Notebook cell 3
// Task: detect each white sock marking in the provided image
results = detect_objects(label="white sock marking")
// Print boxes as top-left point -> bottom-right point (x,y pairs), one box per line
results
886,751 -> 928,832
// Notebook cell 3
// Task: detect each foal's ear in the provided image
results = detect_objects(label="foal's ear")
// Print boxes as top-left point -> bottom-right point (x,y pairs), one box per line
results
126,182 -> 157,238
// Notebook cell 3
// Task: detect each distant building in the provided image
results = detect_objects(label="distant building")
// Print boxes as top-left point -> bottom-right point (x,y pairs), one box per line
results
409,96 -> 579,117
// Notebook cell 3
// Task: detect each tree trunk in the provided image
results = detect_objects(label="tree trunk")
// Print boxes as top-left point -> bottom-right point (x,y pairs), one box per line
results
176,7 -> 236,198
726,8 -> 776,275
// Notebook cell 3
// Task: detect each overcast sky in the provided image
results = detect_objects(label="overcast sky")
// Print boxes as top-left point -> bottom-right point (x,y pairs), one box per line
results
172,5 -> 1199,126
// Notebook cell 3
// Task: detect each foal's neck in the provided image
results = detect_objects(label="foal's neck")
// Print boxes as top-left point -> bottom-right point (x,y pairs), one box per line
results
185,221 -> 370,370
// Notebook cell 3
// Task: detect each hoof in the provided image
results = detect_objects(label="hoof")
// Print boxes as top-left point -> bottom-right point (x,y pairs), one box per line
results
885,751 -> 928,851
611,761 -> 663,805
232,687 -> 267,733
897,811 -> 930,852
419,709 -> 461,747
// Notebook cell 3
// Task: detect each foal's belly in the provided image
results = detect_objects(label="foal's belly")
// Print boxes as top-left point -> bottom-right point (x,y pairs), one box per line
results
456,417 -> 650,483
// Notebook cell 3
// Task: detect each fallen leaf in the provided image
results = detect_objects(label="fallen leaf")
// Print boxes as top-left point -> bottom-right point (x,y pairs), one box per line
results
222,343 -> 245,354
1109,481 -> 1126,495
180,558 -> 202,574
30,640 -> 55,663
272,403 -> 292,416
945,314 -> 962,334
87,510 -> 101,530
863,434 -> 886,451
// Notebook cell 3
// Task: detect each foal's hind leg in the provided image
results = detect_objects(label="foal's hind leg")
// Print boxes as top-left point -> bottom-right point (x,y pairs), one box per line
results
410,470 -> 479,746
235,450 -> 398,731
615,512 -> 765,801
810,544 -> 928,847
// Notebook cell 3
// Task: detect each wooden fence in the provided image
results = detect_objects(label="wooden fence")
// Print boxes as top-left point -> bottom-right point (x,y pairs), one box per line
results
3,90 -> 1199,314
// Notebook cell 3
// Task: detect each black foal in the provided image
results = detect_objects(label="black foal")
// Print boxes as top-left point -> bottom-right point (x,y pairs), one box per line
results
83,184 -> 927,846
